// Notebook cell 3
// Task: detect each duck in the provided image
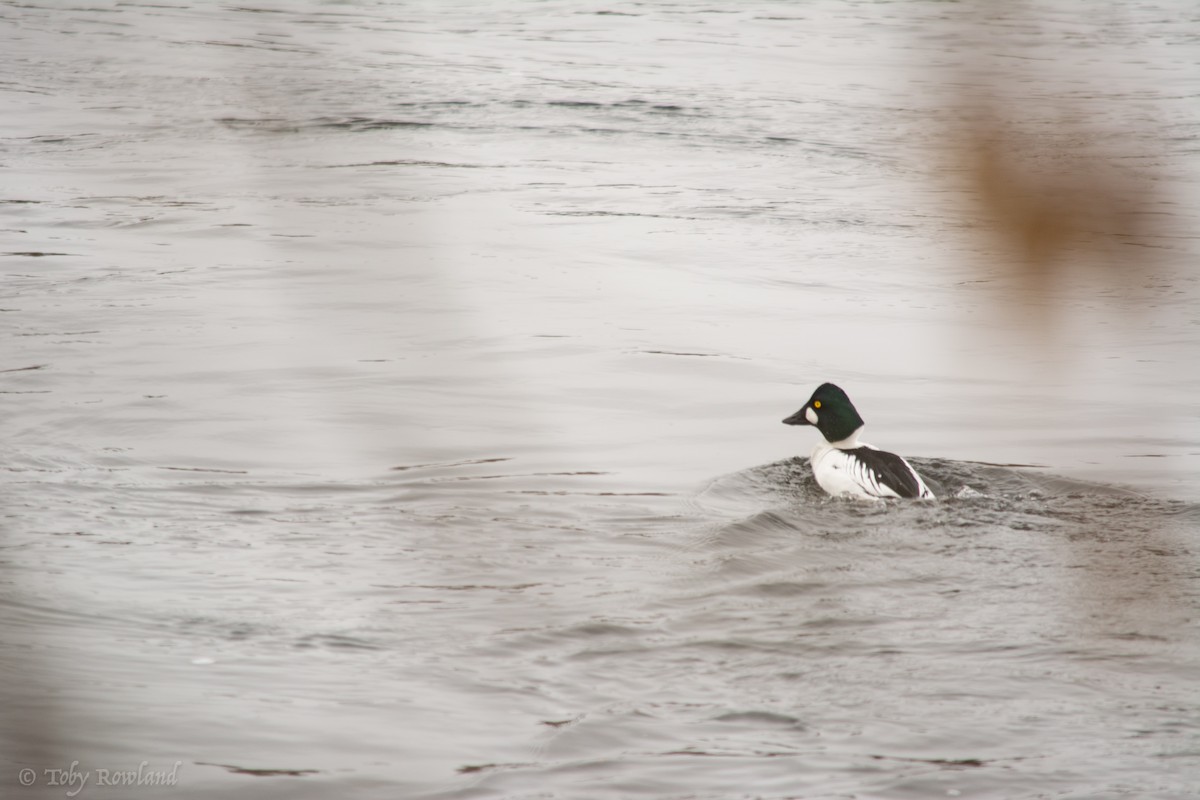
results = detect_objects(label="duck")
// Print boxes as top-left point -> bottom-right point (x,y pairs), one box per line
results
782,382 -> 934,500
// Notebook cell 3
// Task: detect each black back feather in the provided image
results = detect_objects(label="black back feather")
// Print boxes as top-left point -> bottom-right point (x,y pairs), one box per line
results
843,447 -> 925,499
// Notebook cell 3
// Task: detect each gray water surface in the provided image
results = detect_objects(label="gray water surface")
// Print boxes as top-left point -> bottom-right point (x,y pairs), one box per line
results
3,2 -> 1199,798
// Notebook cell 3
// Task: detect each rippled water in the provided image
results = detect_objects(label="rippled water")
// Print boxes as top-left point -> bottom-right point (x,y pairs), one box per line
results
3,2 -> 1199,798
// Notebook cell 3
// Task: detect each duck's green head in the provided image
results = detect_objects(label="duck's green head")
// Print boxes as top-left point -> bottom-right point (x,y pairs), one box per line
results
782,382 -> 864,444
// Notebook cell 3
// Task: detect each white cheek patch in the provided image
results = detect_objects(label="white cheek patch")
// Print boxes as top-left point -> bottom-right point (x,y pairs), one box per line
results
805,406 -> 819,425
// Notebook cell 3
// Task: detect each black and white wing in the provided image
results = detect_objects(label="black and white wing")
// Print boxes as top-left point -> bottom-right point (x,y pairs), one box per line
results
843,446 -> 934,499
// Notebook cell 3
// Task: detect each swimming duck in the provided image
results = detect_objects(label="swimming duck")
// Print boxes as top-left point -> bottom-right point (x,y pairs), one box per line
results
782,383 -> 934,500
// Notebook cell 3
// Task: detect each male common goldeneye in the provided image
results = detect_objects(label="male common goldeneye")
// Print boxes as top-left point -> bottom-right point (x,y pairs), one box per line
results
782,382 -> 934,500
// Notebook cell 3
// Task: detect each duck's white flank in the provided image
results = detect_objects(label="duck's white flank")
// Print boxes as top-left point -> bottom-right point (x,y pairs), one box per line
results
808,426 -> 934,501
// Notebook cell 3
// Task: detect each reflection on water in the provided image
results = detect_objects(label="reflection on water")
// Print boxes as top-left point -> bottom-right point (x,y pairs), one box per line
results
2,1 -> 1199,798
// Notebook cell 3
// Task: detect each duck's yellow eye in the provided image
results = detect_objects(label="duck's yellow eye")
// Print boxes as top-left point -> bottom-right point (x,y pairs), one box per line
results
813,400 -> 822,409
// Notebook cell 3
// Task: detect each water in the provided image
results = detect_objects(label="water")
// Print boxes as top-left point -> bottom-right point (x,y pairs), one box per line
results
3,1 -> 1199,798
